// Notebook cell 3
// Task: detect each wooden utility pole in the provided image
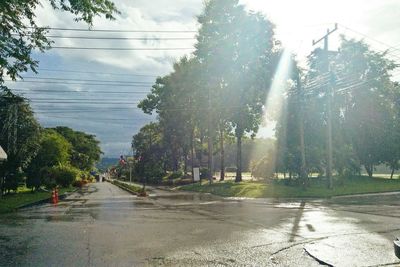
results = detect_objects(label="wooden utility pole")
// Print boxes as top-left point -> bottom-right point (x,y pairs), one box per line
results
297,73 -> 308,187
312,23 -> 338,189
207,87 -> 213,185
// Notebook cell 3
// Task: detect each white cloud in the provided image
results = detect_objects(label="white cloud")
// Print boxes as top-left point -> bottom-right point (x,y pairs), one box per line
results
28,0 -> 400,155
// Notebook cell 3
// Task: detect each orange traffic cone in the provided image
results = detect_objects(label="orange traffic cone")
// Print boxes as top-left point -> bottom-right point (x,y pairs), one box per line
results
55,188 -> 59,204
51,189 -> 57,204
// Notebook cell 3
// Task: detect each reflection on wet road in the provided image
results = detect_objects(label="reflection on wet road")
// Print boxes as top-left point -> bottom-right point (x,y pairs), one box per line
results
0,183 -> 399,266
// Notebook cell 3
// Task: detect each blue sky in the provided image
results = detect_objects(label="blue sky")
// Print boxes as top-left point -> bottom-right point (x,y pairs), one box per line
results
5,0 -> 400,156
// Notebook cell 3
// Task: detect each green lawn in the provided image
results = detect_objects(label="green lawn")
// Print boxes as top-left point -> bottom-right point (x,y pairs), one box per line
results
0,187 -> 74,214
180,176 -> 400,198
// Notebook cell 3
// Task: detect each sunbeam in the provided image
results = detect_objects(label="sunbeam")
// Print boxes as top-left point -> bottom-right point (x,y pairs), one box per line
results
253,49 -> 293,178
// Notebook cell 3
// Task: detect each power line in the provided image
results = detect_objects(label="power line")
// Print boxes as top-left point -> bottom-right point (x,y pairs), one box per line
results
5,80 -> 151,87
44,35 -> 196,41
49,46 -> 195,51
42,27 -> 197,33
338,23 -> 400,62
29,101 -> 140,104
19,76 -> 153,85
9,88 -> 149,94
36,68 -> 158,77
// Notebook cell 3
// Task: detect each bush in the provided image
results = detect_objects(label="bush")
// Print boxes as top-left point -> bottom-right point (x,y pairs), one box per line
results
43,165 -> 79,188
165,171 -> 183,180
251,156 -> 274,179
200,168 -> 210,179
72,180 -> 84,188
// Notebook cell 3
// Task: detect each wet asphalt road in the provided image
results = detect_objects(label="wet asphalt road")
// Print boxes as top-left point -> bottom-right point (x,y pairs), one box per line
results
0,182 -> 400,267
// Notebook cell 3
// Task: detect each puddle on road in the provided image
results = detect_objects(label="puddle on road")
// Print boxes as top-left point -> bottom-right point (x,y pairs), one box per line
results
150,193 -> 217,202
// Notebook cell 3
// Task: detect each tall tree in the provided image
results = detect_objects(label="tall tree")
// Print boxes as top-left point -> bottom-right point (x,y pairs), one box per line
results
0,88 -> 41,194
26,129 -> 72,191
132,122 -> 165,185
195,0 -> 276,182
51,126 -> 102,171
334,38 -> 396,177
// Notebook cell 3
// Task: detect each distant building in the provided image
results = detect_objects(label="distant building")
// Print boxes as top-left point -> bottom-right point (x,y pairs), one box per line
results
0,146 -> 7,161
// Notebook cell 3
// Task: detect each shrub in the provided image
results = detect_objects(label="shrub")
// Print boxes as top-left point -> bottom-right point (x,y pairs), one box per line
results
72,180 -> 84,188
42,165 -> 79,188
165,171 -> 183,180
251,156 -> 274,179
200,168 -> 210,179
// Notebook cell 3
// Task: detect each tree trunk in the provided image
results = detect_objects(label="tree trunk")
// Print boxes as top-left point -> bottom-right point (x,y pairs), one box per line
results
190,128 -> 195,181
235,135 -> 242,183
220,126 -> 225,181
390,166 -> 395,179
199,135 -> 203,168
208,133 -> 213,184
183,150 -> 188,175
365,164 -> 373,178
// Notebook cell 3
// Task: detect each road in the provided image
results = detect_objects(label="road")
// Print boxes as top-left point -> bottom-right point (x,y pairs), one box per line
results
0,182 -> 399,266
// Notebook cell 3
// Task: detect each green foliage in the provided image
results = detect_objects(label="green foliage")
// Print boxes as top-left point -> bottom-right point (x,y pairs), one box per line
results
0,187 -> 74,214
274,37 -> 400,184
137,0 -> 277,182
165,171 -> 183,181
0,89 -> 41,194
181,176 -> 400,198
26,129 -> 72,190
200,167 -> 210,179
132,123 -> 166,184
195,0 -> 277,182
0,0 -> 119,85
112,180 -> 145,195
51,126 -> 102,171
251,155 -> 274,179
42,165 -> 79,188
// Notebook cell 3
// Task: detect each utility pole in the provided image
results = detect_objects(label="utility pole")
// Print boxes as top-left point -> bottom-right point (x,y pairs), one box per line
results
297,73 -> 308,188
312,23 -> 338,189
207,86 -> 213,185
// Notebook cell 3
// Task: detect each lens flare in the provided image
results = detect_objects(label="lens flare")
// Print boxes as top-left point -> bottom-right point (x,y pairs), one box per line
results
252,49 -> 293,178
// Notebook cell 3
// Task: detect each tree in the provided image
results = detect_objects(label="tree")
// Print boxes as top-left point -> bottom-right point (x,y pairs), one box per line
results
26,129 -> 72,191
51,127 -> 102,171
132,123 -> 166,186
0,88 -> 41,194
274,37 -> 398,184
334,38 -> 397,177
0,0 -> 119,84
195,0 -> 277,182
139,57 -> 204,176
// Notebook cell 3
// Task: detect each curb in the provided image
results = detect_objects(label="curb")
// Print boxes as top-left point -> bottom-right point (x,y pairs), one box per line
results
16,189 -> 77,210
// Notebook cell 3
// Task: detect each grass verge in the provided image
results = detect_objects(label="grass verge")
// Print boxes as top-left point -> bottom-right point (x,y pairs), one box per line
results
111,180 -> 145,195
0,187 -> 74,214
180,176 -> 400,198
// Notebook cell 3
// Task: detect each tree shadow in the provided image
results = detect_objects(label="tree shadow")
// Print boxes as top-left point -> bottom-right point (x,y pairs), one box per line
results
289,201 -> 306,242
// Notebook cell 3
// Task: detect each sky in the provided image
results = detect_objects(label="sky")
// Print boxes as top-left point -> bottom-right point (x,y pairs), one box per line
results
5,0 -> 400,157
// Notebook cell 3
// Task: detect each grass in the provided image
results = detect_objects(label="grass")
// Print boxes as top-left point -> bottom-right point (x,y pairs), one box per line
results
180,176 -> 400,198
0,187 -> 75,214
111,179 -> 144,194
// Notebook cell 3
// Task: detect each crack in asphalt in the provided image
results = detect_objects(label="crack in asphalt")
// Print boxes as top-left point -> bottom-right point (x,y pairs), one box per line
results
304,247 -> 334,266
367,262 -> 400,267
